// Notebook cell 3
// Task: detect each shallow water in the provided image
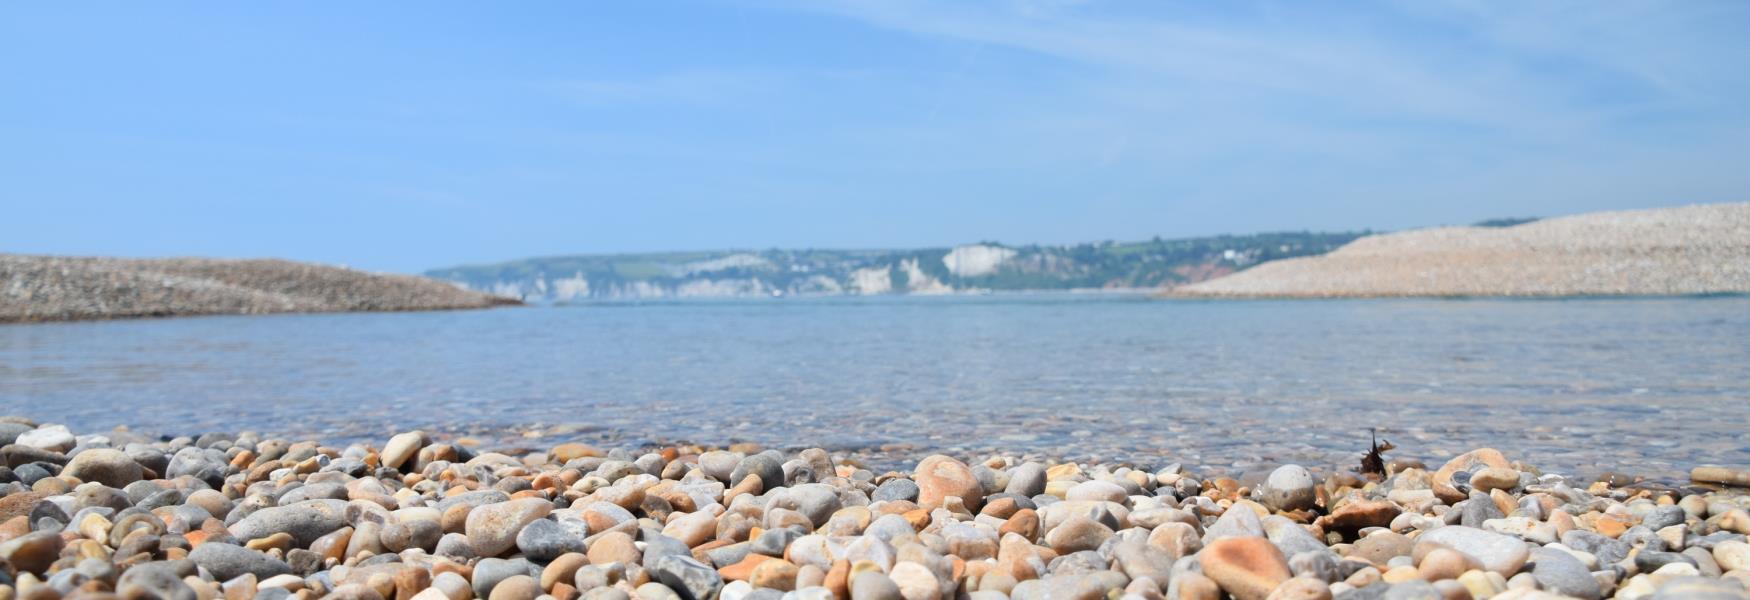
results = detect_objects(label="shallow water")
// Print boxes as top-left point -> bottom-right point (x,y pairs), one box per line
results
3,294 -> 1747,478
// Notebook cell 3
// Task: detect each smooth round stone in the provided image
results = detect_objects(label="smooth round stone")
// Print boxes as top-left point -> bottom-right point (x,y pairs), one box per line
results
1635,550 -> 1699,574
1265,576 -> 1331,600
1200,537 -> 1291,600
873,479 -> 919,503
1432,449 -> 1510,504
380,431 -> 425,471
887,562 -> 941,600
435,533 -> 477,560
1005,463 -> 1047,497
1260,465 -> 1316,512
1643,505 -> 1687,531
539,552 -> 588,590
731,454 -> 785,491
749,559 -> 800,591
1650,575 -> 1750,599
228,501 -> 349,547
0,531 -> 64,574
863,515 -> 914,544
16,426 -> 74,452
775,484 -> 842,528
1326,500 -> 1401,534
1262,515 -> 1326,558
1147,522 -> 1202,560
588,531 -> 642,565
1065,480 -> 1128,504
429,571 -> 472,600
380,520 -> 442,553
1170,572 -> 1221,600
1415,548 -> 1478,582
64,448 -> 144,488
1561,530 -> 1629,566
473,558 -> 539,599
466,498 -> 554,557
638,582 -> 685,600
662,510 -> 718,548
1713,540 -> 1750,572
650,554 -> 723,600
1469,468 -> 1520,493
850,571 -> 903,600
116,563 -> 196,600
488,574 -> 541,600
516,518 -> 584,561
1413,526 -> 1529,576
914,455 -> 984,511
1203,505 -> 1265,543
698,451 -> 742,483
0,423 -> 31,446
1527,547 -> 1601,599
1045,515 -> 1115,554
1287,551 -> 1355,584
188,542 -> 292,582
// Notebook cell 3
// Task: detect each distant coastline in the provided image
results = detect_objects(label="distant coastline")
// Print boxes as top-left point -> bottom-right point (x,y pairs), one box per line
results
424,232 -> 1364,302
1170,202 -> 1750,299
0,255 -> 518,323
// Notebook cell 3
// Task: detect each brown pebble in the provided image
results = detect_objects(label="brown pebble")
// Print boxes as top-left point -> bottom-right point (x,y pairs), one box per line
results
488,575 -> 540,600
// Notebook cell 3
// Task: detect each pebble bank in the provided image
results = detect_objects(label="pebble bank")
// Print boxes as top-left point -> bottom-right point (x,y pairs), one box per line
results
0,256 -> 516,323
1175,203 -> 1750,298
2,421 -> 1749,599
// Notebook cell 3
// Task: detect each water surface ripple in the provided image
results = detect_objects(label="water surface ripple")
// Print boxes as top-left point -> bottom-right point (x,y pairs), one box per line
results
2,295 -> 1746,478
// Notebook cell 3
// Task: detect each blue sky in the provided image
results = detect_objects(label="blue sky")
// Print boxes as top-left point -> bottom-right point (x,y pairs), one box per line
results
4,1 -> 1748,272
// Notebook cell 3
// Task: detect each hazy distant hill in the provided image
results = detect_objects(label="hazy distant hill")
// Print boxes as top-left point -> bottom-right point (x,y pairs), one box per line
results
1,255 -> 517,322
425,232 -> 1366,301
1176,203 -> 1750,298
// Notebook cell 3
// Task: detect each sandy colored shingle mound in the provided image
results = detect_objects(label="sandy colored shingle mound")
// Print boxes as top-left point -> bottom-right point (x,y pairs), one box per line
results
1176,202 -> 1750,298
1,255 -> 518,322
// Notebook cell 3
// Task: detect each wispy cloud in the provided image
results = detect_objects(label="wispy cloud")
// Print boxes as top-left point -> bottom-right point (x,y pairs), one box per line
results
784,0 -> 1749,142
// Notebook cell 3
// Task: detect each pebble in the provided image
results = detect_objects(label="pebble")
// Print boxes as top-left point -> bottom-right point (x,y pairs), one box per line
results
851,571 -> 903,600
63,448 -> 145,487
1527,547 -> 1602,599
188,541 -> 293,582
914,454 -> 984,511
4,424 -> 1750,600
513,517 -> 582,560
1065,480 -> 1128,504
1045,515 -> 1114,554
1200,536 -> 1291,600
873,479 -> 919,503
1432,448 -> 1510,504
381,430 -> 426,471
589,530 -> 642,565
1005,463 -> 1047,497
731,453 -> 785,491
228,501 -> 349,547
488,574 -> 541,600
465,498 -> 553,557
1261,465 -> 1317,512
1413,525 -> 1530,576
15,425 -> 75,452
1353,531 -> 1414,564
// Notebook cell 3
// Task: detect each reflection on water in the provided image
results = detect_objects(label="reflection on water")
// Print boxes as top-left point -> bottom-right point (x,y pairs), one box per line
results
2,294 -> 1747,477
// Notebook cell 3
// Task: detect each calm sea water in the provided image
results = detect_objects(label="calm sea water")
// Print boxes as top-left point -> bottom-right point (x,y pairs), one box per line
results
3,294 -> 1747,478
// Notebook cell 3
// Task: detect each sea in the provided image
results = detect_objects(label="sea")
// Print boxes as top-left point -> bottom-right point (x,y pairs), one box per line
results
3,293 -> 1747,479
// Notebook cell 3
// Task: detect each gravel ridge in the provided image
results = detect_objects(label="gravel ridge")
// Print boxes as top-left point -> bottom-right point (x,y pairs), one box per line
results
1,255 -> 518,323
1175,203 -> 1750,298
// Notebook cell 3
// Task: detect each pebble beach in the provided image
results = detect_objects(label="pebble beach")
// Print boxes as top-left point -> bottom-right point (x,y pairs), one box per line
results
1175,203 -> 1750,298
3,421 -> 1749,600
